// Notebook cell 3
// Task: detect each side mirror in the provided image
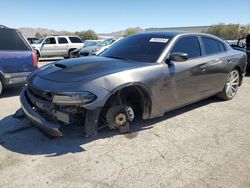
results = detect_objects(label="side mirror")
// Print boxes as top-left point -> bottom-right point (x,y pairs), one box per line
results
169,52 -> 188,62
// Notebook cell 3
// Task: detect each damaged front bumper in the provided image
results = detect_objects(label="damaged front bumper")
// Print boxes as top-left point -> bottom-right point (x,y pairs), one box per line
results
20,87 -> 63,136
19,86 -> 101,137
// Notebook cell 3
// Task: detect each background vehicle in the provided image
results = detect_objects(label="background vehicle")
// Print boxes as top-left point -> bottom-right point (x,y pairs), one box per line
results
0,25 -> 37,95
17,32 -> 247,137
71,40 -> 102,58
27,37 -> 39,44
246,34 -> 250,71
32,36 -> 83,58
228,35 -> 250,71
78,38 -> 115,57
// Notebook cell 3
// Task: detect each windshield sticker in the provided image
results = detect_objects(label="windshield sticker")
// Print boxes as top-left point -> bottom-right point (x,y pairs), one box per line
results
149,38 -> 169,43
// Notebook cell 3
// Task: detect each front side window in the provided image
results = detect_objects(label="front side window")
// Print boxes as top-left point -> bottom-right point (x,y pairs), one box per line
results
58,37 -> 68,44
202,37 -> 220,55
44,37 -> 56,44
101,34 -> 171,63
171,36 -> 201,59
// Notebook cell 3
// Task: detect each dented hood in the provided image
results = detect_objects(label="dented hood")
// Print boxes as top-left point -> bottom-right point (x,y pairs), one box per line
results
36,56 -> 151,83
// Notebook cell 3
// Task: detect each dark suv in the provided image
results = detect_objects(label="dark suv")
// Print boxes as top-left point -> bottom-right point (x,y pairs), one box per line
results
0,25 -> 37,95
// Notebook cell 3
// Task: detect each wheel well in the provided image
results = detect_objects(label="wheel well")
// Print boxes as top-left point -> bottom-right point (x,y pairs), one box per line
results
234,66 -> 243,86
68,48 -> 76,53
100,85 -> 152,124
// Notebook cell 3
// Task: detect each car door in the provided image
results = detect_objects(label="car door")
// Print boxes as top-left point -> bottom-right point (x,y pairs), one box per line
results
163,35 -> 212,110
199,36 -> 233,94
57,37 -> 69,56
40,37 -> 57,57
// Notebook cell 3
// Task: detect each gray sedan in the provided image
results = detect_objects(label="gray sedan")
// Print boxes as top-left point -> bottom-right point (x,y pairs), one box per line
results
16,32 -> 247,137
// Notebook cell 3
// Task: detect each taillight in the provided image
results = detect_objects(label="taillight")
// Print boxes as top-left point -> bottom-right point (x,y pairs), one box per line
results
32,51 -> 38,67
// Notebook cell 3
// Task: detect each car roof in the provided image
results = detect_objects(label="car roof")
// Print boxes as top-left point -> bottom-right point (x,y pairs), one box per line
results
134,31 -> 225,43
134,31 -> 184,38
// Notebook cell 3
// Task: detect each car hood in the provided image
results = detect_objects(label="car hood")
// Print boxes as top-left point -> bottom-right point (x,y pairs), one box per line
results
35,56 -> 153,83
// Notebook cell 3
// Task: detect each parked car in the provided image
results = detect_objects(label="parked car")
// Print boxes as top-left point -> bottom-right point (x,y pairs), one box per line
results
229,36 -> 250,71
78,38 -> 115,56
16,32 -> 247,137
27,37 -> 39,44
71,40 -> 102,58
246,34 -> 250,71
0,25 -> 38,96
32,36 -> 83,58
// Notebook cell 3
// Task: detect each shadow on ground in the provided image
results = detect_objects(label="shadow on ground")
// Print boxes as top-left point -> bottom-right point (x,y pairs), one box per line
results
0,97 -> 222,157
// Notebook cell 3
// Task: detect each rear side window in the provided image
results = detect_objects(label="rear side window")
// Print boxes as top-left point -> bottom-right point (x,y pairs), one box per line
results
218,42 -> 226,52
69,37 -> 82,43
58,37 -> 68,44
0,29 -> 30,51
202,37 -> 220,55
171,36 -> 201,59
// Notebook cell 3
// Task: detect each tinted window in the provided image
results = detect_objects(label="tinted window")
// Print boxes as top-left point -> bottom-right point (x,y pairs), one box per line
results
69,37 -> 82,43
58,37 -> 68,44
44,37 -> 56,44
101,34 -> 171,62
202,37 -> 220,55
218,41 -> 226,52
0,29 -> 30,51
171,36 -> 201,58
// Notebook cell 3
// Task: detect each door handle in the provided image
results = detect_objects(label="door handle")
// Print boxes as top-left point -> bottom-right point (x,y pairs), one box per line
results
227,59 -> 232,63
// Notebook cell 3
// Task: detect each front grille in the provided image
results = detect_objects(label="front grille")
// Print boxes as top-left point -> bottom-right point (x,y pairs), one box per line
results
28,84 -> 52,102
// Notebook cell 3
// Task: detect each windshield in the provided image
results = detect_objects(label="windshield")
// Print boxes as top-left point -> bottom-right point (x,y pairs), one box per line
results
36,38 -> 45,44
84,41 -> 99,47
100,34 -> 170,63
98,39 -> 115,46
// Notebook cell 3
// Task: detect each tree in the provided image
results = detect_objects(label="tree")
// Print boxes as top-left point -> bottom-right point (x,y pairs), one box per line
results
240,24 -> 250,39
203,23 -> 250,40
123,28 -> 141,37
35,32 -> 43,38
75,30 -> 98,40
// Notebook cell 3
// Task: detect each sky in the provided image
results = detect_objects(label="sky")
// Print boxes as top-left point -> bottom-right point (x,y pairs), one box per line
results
1,0 -> 250,33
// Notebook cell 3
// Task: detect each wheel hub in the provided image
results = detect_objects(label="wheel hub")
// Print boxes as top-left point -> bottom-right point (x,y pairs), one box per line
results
115,113 -> 127,126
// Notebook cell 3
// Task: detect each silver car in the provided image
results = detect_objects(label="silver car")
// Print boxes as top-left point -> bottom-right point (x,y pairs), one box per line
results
32,36 -> 84,58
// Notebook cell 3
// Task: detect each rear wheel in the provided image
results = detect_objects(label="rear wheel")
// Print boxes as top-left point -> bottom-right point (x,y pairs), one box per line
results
217,69 -> 240,100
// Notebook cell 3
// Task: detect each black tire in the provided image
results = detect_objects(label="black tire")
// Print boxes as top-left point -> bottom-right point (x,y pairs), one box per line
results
216,69 -> 240,100
36,50 -> 40,60
0,80 -> 3,96
67,49 -> 75,58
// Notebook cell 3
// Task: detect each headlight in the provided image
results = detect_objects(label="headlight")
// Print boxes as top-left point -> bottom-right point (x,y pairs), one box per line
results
52,92 -> 97,105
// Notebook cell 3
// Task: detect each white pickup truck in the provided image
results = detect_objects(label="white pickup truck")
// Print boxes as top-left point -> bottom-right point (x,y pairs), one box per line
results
32,36 -> 84,58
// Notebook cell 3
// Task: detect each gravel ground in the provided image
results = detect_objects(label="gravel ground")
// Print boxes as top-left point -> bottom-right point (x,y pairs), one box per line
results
0,60 -> 249,188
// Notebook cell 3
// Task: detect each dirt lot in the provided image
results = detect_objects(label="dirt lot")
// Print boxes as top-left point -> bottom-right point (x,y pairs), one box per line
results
0,60 -> 249,188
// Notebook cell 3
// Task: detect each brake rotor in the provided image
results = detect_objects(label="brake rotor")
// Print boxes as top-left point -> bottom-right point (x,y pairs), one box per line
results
114,113 -> 128,127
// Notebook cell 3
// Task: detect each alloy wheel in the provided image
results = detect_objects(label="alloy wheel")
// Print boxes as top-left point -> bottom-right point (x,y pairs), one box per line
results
225,70 -> 240,98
